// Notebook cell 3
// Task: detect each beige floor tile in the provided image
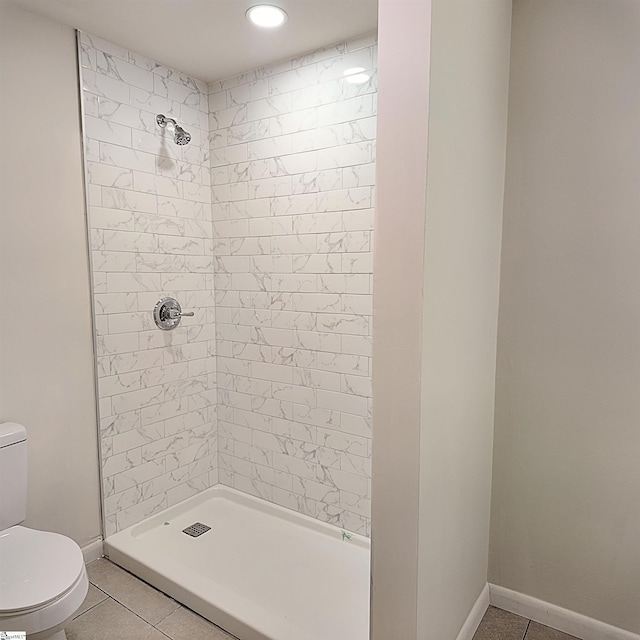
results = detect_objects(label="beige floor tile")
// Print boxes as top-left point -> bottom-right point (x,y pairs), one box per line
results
525,622 -> 579,640
473,606 -> 529,640
66,597 -> 168,640
73,584 -> 109,619
157,606 -> 238,640
87,558 -> 180,625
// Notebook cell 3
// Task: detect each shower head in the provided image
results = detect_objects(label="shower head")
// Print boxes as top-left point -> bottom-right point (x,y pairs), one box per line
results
173,125 -> 191,146
156,114 -> 191,145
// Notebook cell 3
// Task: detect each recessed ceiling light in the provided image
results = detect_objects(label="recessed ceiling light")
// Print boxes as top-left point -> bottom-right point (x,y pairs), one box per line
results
343,67 -> 371,85
246,5 -> 288,28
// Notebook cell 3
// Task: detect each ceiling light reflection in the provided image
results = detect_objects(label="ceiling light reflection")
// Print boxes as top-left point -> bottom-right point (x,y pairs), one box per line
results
343,67 -> 370,85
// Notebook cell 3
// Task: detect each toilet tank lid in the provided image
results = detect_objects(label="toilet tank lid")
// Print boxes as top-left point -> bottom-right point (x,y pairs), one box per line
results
0,422 -> 27,448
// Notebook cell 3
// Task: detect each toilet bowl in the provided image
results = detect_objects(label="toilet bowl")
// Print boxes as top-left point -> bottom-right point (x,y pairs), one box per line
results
0,423 -> 89,639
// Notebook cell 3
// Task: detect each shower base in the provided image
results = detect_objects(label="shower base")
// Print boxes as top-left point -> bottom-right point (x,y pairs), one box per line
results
105,486 -> 370,640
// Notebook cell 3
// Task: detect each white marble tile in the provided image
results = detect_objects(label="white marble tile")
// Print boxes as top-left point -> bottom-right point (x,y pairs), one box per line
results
84,30 -> 215,534
341,335 -> 372,358
86,114 -> 133,147
102,448 -> 142,478
270,108 -> 317,136
87,163 -> 133,189
113,458 -> 166,493
83,69 -> 130,104
100,187 -> 157,213
318,187 -> 372,213
228,78 -> 269,106
317,465 -> 368,497
342,294 -> 373,316
96,97 -> 151,130
91,207 -> 136,234
272,453 -> 316,481
111,421 -> 165,455
99,142 -> 156,173
87,187 -> 102,210
341,252 -> 373,274
94,292 -> 138,315
84,32 -> 375,535
316,351 -> 369,376
292,169 -> 342,194
317,95 -> 374,127
317,389 -> 368,417
80,42 -> 97,70
339,413 -> 371,438
269,65 -> 318,96
92,250 -> 136,273
316,142 -> 372,170
96,50 -> 153,91
316,313 -> 370,336
205,30 -> 377,531
341,454 -> 371,480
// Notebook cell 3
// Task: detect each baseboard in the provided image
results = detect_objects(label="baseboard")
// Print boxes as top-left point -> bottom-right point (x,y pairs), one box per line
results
81,537 -> 104,564
489,584 -> 640,640
456,584 -> 490,640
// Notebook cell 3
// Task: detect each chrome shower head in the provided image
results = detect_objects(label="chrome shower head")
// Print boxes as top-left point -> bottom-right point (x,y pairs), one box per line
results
173,125 -> 191,146
156,114 -> 191,146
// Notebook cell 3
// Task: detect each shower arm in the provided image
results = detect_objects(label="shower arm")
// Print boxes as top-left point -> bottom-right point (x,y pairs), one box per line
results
156,114 -> 177,128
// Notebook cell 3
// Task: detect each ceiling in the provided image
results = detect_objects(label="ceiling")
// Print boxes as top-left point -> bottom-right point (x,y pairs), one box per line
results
8,0 -> 379,82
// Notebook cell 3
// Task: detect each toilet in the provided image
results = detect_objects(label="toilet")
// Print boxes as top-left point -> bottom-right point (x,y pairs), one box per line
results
0,423 -> 89,639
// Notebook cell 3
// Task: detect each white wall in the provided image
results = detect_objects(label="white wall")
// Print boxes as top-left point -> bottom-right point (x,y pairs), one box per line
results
0,1 -> 102,547
490,0 -> 640,634
370,0 -> 431,636
417,0 -> 511,637
371,0 -> 511,637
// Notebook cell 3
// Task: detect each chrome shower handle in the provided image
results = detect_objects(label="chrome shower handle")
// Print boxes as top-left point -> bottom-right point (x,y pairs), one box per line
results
167,308 -> 194,320
153,297 -> 194,330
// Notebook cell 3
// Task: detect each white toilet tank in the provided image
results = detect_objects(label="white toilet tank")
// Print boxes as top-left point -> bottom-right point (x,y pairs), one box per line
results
0,422 -> 28,531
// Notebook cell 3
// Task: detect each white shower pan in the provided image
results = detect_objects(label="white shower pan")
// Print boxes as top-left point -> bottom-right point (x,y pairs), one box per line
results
105,486 -> 370,640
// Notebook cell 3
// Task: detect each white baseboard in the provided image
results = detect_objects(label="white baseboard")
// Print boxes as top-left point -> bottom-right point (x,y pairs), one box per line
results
81,537 -> 104,564
489,584 -> 640,640
456,584 -> 490,640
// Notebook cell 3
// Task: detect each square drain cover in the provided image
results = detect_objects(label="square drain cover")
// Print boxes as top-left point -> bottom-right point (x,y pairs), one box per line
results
182,522 -> 211,537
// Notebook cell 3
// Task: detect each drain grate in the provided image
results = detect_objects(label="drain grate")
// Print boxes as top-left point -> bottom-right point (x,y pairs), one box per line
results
182,522 -> 211,537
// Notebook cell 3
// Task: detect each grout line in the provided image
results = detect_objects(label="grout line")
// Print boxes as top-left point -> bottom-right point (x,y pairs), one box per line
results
89,560 -> 238,639
90,583 -> 110,597
522,619 -> 532,640
154,605 -> 184,627
102,591 -> 177,633
72,590 -> 110,620
88,563 -> 182,633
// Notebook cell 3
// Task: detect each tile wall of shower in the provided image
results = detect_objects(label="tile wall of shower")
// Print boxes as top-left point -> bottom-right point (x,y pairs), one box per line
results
81,32 -> 377,537
81,32 -> 215,536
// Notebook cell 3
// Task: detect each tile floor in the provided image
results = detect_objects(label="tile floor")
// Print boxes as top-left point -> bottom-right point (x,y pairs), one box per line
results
71,559 -> 577,640
68,558 -> 236,640
473,606 -> 578,640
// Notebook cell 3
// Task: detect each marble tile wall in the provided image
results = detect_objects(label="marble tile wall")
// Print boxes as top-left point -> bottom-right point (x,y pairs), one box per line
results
79,33 -> 217,535
209,35 -> 377,535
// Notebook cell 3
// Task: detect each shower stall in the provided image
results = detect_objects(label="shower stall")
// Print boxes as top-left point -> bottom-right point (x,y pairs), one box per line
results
79,27 -> 376,640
